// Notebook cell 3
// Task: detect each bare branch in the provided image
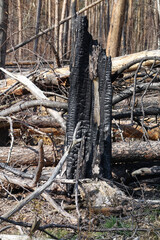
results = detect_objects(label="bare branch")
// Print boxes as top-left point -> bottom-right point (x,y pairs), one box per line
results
0,99 -> 68,116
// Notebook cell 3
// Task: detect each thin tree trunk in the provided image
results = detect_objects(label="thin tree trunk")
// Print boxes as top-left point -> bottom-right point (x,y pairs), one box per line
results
48,0 -> 51,27
156,0 -> 160,49
17,0 -> 22,59
59,0 -> 68,59
70,0 -> 77,69
34,0 -> 42,55
106,0 -> 127,57
0,0 -> 8,79
55,0 -> 59,56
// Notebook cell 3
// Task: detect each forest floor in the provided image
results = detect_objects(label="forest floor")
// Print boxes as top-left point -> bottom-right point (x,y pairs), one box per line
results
0,172 -> 160,240
0,65 -> 160,240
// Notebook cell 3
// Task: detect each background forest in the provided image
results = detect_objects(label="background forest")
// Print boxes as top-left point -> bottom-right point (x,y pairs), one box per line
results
5,0 -> 160,65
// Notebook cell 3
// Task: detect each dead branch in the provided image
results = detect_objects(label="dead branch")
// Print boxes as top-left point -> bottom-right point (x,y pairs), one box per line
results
0,99 -> 68,117
41,192 -> 77,224
132,166 -> 160,177
32,140 -> 44,187
0,162 -> 49,181
112,82 -> 160,105
0,68 -> 66,130
112,107 -> 160,119
0,172 -> 33,189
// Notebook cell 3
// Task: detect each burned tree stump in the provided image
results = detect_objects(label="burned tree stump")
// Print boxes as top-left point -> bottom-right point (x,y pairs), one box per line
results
66,16 -> 112,185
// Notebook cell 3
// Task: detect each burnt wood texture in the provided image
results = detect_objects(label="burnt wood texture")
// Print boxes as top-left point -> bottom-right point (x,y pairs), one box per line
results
66,16 -> 112,183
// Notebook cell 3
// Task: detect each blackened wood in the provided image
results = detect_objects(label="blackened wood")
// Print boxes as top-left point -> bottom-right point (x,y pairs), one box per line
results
112,107 -> 160,119
98,52 -> 112,179
66,16 -> 112,183
0,0 -> 8,79
66,16 -> 92,181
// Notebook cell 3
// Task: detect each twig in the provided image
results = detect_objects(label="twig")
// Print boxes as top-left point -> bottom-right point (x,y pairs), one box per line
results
130,59 -> 144,124
32,140 -> 44,187
1,215 -> 160,233
43,91 -> 68,100
41,191 -> 77,224
140,72 -> 159,133
112,119 -> 125,141
0,226 -> 12,233
0,180 -> 19,202
6,117 -> 14,163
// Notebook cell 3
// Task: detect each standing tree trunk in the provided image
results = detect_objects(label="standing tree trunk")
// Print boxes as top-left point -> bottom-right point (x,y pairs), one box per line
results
55,0 -> 59,57
70,0 -> 77,69
106,0 -> 127,57
0,0 -> 8,79
59,0 -> 68,60
34,0 -> 42,55
156,0 -> 160,49
66,16 -> 112,193
17,0 -> 22,59
0,0 -> 9,146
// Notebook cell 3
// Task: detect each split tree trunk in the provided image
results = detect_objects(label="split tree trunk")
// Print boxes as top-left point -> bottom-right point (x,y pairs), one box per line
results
66,16 -> 112,188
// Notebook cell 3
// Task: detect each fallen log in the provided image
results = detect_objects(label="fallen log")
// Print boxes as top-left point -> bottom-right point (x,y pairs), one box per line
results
0,140 -> 159,166
112,50 -> 160,73
0,116 -> 62,129
112,140 -> 160,163
0,145 -> 54,166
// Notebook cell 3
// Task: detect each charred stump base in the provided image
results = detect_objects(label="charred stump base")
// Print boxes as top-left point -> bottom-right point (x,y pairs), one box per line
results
66,16 -> 112,191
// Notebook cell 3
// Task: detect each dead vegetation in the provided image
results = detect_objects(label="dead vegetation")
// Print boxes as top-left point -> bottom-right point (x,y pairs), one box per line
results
0,47 -> 159,239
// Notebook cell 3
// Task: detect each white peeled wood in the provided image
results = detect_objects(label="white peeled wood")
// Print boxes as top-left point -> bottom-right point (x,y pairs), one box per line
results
0,68 -> 66,130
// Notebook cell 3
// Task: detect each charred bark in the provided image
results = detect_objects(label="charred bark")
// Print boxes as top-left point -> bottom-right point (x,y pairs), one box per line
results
98,53 -> 112,179
66,16 -> 112,186
0,0 -> 8,79
66,16 -> 92,182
